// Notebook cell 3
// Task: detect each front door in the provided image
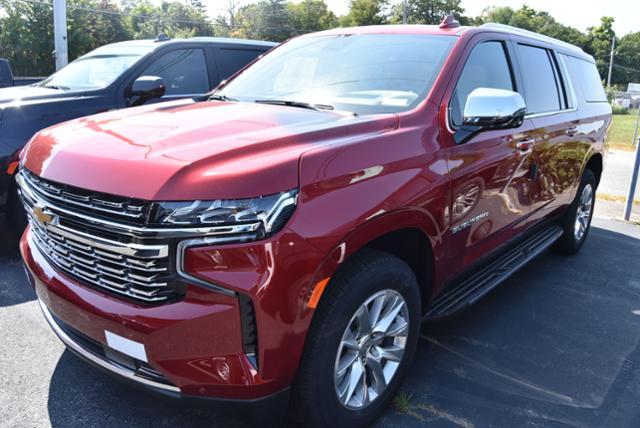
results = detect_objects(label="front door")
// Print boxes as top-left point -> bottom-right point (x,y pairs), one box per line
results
442,36 -> 536,278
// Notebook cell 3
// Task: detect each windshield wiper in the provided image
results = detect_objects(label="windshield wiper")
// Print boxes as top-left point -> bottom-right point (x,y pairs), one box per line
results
42,84 -> 70,90
208,93 -> 238,102
254,99 -> 334,111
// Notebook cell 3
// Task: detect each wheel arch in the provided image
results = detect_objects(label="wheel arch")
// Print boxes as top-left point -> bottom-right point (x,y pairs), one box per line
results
308,209 -> 441,315
583,151 -> 603,188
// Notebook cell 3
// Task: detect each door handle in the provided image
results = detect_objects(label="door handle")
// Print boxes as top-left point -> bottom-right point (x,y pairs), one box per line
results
515,139 -> 534,156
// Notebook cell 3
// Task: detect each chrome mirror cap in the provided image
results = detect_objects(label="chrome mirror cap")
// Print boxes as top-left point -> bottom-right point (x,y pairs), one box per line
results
454,88 -> 527,144
463,87 -> 527,128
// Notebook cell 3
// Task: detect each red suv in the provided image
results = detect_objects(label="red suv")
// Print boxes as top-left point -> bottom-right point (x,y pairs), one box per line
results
18,20 -> 610,427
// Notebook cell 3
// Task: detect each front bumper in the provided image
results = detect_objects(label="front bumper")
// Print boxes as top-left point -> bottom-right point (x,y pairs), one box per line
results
36,296 -> 290,415
21,219 -> 325,401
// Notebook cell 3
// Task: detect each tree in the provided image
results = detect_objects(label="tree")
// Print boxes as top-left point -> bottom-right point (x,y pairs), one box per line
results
340,0 -> 388,27
614,32 -> 640,85
587,17 -> 616,81
288,0 -> 337,34
231,0 -> 295,42
67,0 -> 131,60
392,0 -> 465,25
0,0 -> 54,75
127,0 -> 213,39
479,6 -> 588,50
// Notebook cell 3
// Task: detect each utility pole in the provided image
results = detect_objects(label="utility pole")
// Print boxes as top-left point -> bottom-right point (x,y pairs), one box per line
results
607,35 -> 615,88
53,0 -> 68,71
402,0 -> 408,25
624,107 -> 640,221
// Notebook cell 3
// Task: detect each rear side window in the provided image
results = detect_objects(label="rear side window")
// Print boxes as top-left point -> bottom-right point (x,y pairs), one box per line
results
562,55 -> 607,102
141,48 -> 209,95
450,41 -> 514,127
516,44 -> 562,114
217,49 -> 265,80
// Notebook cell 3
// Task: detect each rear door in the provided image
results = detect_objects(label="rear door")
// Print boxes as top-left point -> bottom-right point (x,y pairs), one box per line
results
443,34 -> 537,274
510,41 -> 583,220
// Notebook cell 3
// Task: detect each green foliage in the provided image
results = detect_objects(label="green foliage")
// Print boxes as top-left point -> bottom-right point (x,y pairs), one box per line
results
1,0 -> 639,87
288,0 -> 338,34
0,0 -> 55,76
340,0 -> 389,27
479,5 -> 588,50
229,0 -> 296,41
0,0 -> 213,75
390,0 -> 465,25
611,104 -> 630,115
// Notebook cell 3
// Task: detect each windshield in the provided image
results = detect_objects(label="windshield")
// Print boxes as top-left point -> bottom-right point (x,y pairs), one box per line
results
39,45 -> 154,91
218,34 -> 456,115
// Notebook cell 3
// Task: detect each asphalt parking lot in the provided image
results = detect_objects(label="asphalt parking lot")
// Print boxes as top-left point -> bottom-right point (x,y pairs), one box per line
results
1,216 -> 640,428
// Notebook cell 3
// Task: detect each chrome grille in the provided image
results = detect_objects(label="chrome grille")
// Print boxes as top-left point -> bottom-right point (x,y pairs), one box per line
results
28,216 -> 175,302
17,169 -> 181,304
21,169 -> 149,225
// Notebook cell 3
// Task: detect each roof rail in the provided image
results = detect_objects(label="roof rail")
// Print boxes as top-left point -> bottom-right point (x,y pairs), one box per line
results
480,23 -> 584,53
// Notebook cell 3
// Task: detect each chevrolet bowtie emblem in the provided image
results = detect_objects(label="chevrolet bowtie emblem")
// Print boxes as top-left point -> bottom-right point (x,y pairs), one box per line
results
33,205 -> 53,226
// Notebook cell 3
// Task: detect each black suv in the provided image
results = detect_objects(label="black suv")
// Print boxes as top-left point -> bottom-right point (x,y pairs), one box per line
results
0,36 -> 276,236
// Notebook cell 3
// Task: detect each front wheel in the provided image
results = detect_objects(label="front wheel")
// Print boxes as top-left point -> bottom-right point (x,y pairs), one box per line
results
291,250 -> 421,428
554,169 -> 596,254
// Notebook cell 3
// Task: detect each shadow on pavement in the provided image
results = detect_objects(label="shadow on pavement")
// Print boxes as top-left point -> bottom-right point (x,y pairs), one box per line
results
0,245 -> 36,307
378,223 -> 640,427
47,351 -> 251,428
43,222 -> 640,427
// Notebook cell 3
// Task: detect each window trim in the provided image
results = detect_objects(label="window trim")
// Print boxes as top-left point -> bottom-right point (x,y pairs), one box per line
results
447,39 -> 518,130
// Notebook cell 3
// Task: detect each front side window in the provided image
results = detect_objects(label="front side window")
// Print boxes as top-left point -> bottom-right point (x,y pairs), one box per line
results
516,44 -> 562,114
141,49 -> 209,96
217,34 -> 457,115
450,41 -> 515,126
38,46 -> 153,91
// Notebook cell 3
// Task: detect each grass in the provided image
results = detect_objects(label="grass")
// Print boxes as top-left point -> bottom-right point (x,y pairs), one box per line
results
392,391 -> 413,413
597,193 -> 640,205
608,110 -> 640,151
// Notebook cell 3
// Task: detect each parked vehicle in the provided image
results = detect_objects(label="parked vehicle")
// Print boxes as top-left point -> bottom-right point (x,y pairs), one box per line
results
0,59 -> 44,88
0,36 -> 276,237
18,19 -> 610,427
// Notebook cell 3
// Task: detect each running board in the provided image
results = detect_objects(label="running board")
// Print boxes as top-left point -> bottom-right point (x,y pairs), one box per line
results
424,224 -> 563,320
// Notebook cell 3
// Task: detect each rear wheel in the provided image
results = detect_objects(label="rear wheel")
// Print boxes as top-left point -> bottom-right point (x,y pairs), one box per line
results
292,250 -> 421,428
554,169 -> 596,254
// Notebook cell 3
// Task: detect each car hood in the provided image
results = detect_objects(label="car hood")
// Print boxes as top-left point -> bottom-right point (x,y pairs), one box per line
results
22,99 -> 398,200
0,85 -> 71,105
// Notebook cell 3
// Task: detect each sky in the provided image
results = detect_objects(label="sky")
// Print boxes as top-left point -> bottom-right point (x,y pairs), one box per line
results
208,0 -> 639,36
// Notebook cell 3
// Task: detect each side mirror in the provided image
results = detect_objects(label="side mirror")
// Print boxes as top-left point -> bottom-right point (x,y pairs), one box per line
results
454,88 -> 527,144
129,76 -> 166,106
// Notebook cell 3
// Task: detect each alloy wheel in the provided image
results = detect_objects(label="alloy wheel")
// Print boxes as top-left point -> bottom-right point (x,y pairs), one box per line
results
574,183 -> 593,241
333,289 -> 409,410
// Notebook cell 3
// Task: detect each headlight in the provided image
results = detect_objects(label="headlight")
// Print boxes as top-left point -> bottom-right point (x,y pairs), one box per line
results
151,190 -> 298,238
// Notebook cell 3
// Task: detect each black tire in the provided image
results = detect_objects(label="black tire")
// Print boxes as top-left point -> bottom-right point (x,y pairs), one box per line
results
554,169 -> 596,254
291,249 -> 421,428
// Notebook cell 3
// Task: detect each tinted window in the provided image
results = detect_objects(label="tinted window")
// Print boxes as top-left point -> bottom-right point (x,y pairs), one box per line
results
516,44 -> 561,114
563,55 -> 607,102
450,41 -> 514,126
141,49 -> 209,95
218,49 -> 265,79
